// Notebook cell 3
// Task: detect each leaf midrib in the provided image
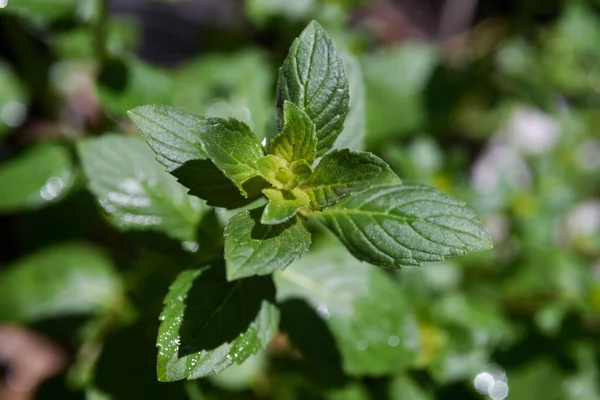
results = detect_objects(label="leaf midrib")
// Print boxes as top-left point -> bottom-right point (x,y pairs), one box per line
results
319,208 -> 486,242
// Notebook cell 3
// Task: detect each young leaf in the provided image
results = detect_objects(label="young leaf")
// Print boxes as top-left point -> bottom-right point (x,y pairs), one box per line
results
157,265 -> 279,381
270,101 -> 317,164
0,143 -> 76,213
262,188 -> 310,225
128,105 -> 252,209
302,149 -> 401,209
316,184 -> 493,268
256,154 -> 291,189
224,209 -> 311,280
274,238 -> 418,375
78,135 -> 204,242
277,20 -> 350,156
0,243 -> 123,323
290,159 -> 313,183
127,105 -> 207,172
199,117 -> 267,197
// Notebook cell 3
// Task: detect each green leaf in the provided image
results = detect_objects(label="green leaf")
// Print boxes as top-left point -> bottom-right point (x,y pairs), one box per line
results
171,160 -> 256,209
78,135 -> 204,242
0,243 -> 123,323
0,61 -> 27,137
128,105 -> 251,209
326,383 -> 371,400
172,50 -> 273,140
271,101 -> 317,164
246,0 -> 315,25
97,57 -> 173,118
209,352 -> 266,392
333,52 -> 366,151
256,154 -> 291,189
52,17 -> 139,60
157,265 -> 279,381
389,376 -> 432,400
127,105 -> 206,172
0,0 -> 78,20
290,159 -> 313,183
199,117 -> 267,197
224,209 -> 311,280
274,238 -> 418,375
0,143 -> 76,213
302,149 -> 400,209
277,21 -> 350,156
316,184 -> 493,268
362,45 -> 437,143
262,188 -> 310,225
86,388 -> 113,400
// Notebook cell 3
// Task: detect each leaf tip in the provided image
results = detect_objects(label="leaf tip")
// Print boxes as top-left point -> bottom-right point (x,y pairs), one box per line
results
126,105 -> 147,119
306,19 -> 324,32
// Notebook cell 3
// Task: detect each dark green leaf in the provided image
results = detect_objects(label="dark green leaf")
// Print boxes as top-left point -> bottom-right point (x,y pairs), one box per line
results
78,135 -> 204,242
274,238 -> 418,375
199,117 -> 267,197
0,143 -> 76,213
0,243 -> 123,323
262,188 -> 310,225
316,184 -> 493,268
270,101 -> 317,164
172,160 -> 256,209
277,20 -> 350,156
128,105 -> 252,208
225,209 -> 311,280
127,105 -> 206,172
157,265 -> 279,381
301,149 -> 400,209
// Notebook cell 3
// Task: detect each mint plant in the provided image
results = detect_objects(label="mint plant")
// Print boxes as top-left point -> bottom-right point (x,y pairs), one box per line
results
127,21 -> 492,382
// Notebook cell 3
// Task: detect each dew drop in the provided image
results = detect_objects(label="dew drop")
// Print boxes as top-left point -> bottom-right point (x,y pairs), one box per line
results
316,304 -> 331,320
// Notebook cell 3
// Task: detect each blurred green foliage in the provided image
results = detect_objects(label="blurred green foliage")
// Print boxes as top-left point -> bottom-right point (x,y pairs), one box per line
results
0,0 -> 599,399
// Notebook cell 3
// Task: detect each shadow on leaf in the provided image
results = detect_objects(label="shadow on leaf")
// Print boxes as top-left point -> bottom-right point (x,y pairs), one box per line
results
177,264 -> 275,357
279,299 -> 344,384
172,160 -> 256,209
248,208 -> 295,239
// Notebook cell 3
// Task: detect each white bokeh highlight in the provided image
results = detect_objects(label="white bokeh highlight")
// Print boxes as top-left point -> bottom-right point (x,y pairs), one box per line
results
474,364 -> 509,400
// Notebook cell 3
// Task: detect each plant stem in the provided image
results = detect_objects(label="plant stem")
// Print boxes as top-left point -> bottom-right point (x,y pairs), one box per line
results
184,381 -> 206,400
94,0 -> 109,61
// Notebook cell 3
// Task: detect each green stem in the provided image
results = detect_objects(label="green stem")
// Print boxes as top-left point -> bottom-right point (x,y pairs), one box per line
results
184,380 -> 206,400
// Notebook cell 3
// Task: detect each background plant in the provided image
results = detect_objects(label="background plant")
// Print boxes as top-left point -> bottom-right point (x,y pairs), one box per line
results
0,1 -> 599,399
